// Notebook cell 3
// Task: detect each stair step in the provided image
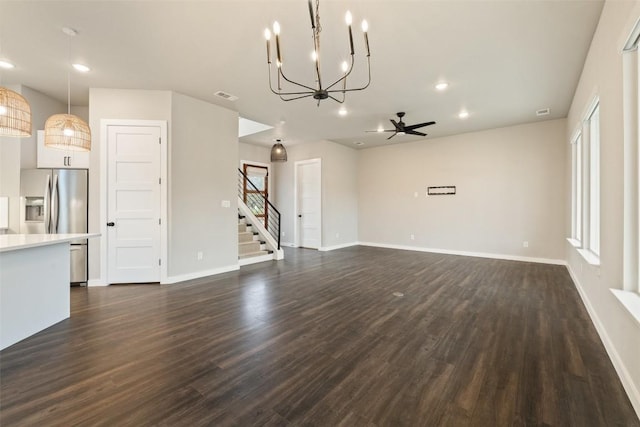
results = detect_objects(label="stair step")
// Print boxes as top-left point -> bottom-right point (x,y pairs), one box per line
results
239,250 -> 270,259
239,241 -> 261,255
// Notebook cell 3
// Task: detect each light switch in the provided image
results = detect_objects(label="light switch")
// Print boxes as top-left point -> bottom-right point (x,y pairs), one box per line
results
221,200 -> 231,208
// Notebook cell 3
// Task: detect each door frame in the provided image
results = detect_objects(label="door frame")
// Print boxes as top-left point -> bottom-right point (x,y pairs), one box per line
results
240,160 -> 271,227
294,158 -> 322,248
99,119 -> 168,285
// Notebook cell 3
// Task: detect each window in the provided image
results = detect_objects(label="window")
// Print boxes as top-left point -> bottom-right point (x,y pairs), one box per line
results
572,98 -> 600,265
571,132 -> 582,243
587,103 -> 600,256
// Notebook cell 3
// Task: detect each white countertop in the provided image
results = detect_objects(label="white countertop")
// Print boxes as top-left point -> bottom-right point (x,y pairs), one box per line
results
0,234 -> 100,253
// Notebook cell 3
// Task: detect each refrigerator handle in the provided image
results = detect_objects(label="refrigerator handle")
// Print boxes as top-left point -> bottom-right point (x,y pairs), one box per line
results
51,174 -> 59,234
44,174 -> 51,234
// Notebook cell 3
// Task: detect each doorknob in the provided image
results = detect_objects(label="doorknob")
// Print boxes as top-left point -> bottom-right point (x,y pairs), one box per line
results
107,222 -> 115,227
298,214 -> 302,218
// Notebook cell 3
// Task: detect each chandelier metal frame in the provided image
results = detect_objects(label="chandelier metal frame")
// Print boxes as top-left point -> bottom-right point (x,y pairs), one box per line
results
264,0 -> 371,105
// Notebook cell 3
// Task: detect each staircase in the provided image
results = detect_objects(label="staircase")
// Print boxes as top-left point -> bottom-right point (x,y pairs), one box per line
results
238,214 -> 274,264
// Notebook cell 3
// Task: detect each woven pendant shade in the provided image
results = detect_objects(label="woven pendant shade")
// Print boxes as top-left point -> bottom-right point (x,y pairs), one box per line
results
0,86 -> 32,137
270,142 -> 287,162
44,114 -> 91,151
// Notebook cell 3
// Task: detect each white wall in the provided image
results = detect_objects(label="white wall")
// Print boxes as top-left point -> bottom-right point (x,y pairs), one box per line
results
88,88 -> 172,282
239,142 -> 270,166
274,140 -> 358,249
169,92 -> 238,277
565,0 -> 640,416
358,119 -> 567,262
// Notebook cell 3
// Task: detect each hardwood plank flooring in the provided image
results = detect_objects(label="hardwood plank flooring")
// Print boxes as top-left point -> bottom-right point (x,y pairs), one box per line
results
1,246 -> 638,426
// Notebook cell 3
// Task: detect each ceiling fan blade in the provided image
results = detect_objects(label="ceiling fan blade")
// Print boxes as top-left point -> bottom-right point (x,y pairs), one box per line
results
390,119 -> 401,130
406,130 -> 427,136
387,132 -> 397,140
405,121 -> 436,131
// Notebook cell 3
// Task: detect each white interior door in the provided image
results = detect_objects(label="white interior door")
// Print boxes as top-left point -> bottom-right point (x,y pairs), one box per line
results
107,125 -> 161,283
296,160 -> 321,249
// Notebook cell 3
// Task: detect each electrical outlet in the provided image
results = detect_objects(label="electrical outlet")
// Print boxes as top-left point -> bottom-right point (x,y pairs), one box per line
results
410,234 -> 415,240
221,200 -> 230,208
523,241 -> 529,248
197,251 -> 203,260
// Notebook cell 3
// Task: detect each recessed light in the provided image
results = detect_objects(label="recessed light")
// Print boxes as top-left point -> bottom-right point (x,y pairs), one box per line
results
377,125 -> 384,132
0,60 -> 15,69
435,82 -> 449,91
72,63 -> 90,73
458,110 -> 469,119
339,107 -> 348,116
353,141 -> 364,146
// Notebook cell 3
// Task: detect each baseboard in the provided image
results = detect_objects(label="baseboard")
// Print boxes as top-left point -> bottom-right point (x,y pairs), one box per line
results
357,241 -> 566,265
87,279 -> 109,287
162,264 -> 239,285
239,254 -> 274,266
566,265 -> 640,419
319,242 -> 359,252
281,242 -> 297,248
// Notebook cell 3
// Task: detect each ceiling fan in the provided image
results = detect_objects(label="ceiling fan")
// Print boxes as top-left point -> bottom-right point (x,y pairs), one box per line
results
368,112 -> 436,140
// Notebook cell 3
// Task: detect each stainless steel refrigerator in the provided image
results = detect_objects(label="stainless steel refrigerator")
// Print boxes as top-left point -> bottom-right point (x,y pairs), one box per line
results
20,169 -> 88,284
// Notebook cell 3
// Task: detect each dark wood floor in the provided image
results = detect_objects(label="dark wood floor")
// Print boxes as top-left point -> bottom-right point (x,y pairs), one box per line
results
1,247 -> 638,426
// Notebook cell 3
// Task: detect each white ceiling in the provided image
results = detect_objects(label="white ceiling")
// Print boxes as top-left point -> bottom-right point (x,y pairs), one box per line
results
1,0 -> 603,149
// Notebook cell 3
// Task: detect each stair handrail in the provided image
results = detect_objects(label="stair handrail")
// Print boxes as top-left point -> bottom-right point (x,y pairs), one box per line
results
238,168 -> 281,250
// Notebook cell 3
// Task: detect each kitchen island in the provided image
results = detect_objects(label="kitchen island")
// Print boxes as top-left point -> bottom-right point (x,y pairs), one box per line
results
0,233 -> 99,350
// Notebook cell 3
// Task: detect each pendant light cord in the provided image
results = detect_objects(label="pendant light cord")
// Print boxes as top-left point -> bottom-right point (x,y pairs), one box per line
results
67,32 -> 71,115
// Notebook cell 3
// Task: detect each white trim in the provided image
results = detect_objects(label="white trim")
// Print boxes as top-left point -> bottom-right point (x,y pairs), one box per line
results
100,120 -> 168,286
611,289 -> 640,326
281,241 -> 297,248
87,279 -> 108,287
566,265 -> 640,420
577,248 -> 601,266
621,15 -> 640,52
294,158 -> 322,249
240,160 -> 272,201
318,242 -> 359,252
357,242 -> 566,265
162,264 -> 239,285
566,237 -> 581,248
239,254 -> 274,266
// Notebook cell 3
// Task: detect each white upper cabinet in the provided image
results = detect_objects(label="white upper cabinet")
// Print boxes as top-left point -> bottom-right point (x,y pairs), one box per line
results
37,130 -> 90,169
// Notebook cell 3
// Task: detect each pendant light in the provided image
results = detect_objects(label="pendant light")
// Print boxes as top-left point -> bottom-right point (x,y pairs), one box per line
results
270,139 -> 287,162
0,85 -> 31,137
44,27 -> 91,151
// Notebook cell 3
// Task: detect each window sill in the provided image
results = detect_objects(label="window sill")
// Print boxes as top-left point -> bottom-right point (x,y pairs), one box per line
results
566,237 -> 581,248
610,289 -> 640,327
577,248 -> 600,266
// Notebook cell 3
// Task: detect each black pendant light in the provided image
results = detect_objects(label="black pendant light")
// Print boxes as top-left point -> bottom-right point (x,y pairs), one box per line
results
270,139 -> 287,162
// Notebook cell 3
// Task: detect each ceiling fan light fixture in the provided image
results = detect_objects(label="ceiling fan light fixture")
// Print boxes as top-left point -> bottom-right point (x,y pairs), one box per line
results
0,86 -> 32,137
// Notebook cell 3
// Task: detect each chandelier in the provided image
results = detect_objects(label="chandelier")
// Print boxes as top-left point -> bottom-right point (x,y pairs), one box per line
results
264,0 -> 371,104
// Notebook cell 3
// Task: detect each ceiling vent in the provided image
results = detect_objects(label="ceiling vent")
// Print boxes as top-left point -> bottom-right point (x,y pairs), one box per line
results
536,108 -> 550,117
214,91 -> 238,101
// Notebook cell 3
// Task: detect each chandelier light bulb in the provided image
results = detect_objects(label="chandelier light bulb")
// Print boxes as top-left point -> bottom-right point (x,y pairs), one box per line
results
63,127 -> 74,137
339,107 -> 348,116
0,105 -> 7,115
273,21 -> 281,35
361,20 -> 369,32
341,61 -> 348,73
345,11 -> 353,26
311,51 -> 318,62
264,28 -> 271,40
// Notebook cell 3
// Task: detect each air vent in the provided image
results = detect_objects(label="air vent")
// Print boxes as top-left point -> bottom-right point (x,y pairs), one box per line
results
214,91 -> 238,101
536,108 -> 550,117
